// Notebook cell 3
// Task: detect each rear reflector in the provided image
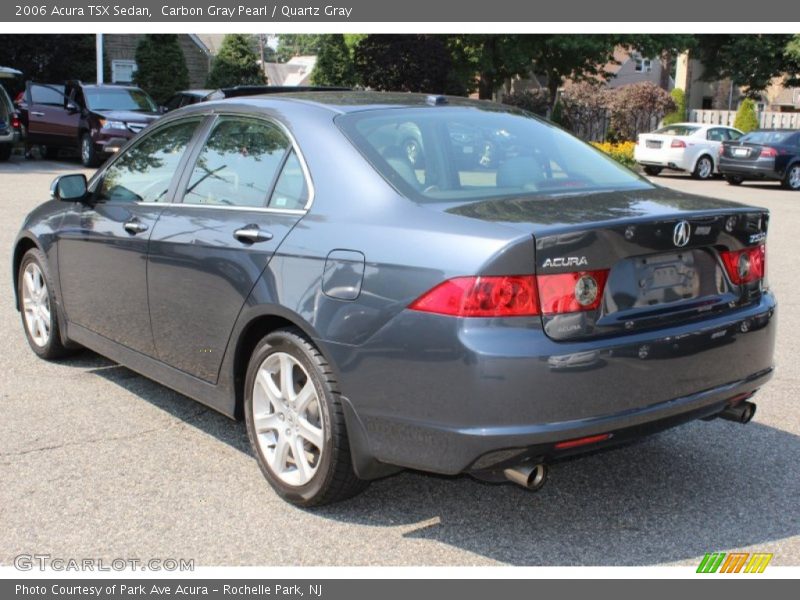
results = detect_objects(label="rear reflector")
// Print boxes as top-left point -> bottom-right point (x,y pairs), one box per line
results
554,433 -> 612,450
537,270 -> 609,315
720,244 -> 765,285
408,275 -> 540,317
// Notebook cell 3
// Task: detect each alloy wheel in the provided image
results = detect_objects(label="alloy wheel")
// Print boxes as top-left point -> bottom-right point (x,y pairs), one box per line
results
251,352 -> 324,487
21,262 -> 51,347
697,157 -> 712,179
81,137 -> 91,164
789,165 -> 800,190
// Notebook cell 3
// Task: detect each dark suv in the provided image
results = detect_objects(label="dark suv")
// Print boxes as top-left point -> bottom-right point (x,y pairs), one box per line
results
18,80 -> 161,166
0,66 -> 22,161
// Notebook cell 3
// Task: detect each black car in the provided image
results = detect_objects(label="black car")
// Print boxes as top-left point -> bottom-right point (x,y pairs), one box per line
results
0,66 -> 22,160
719,129 -> 800,190
18,80 -> 161,166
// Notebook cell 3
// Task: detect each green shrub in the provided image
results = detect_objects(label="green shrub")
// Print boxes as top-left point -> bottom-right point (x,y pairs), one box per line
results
734,98 -> 759,133
662,88 -> 687,125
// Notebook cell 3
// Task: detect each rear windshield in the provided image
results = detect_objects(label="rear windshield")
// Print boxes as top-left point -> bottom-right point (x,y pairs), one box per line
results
652,125 -> 700,136
337,107 -> 650,203
85,87 -> 157,112
741,131 -> 793,145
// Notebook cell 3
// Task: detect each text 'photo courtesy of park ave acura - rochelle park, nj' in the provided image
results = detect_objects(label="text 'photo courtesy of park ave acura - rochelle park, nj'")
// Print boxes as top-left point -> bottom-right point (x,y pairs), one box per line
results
0,23 -> 799,588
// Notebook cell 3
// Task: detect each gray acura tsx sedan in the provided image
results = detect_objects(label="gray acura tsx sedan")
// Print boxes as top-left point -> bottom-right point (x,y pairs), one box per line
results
13,92 -> 776,506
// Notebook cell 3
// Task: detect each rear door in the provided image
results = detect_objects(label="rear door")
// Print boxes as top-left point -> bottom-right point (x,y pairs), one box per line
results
146,114 -> 310,383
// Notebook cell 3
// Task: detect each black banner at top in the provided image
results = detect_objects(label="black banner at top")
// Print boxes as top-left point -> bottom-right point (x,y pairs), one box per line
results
2,0 -> 798,22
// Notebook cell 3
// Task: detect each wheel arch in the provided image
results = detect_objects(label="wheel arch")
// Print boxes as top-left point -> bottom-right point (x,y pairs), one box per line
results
12,235 -> 40,311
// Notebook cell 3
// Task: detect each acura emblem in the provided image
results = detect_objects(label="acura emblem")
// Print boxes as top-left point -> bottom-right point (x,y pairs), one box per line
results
673,221 -> 691,247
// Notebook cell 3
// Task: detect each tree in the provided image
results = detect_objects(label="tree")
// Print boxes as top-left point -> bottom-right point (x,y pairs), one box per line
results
558,82 -> 611,140
133,35 -> 189,104
353,35 -> 455,93
662,88 -> 687,125
206,34 -> 265,88
501,89 -> 551,117
733,98 -> 759,132
275,34 -> 324,62
310,35 -> 355,87
608,81 -> 676,140
694,34 -> 800,97
0,34 -> 96,96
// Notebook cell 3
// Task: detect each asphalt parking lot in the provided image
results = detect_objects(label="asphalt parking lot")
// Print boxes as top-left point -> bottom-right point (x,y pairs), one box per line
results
1,156 -> 798,567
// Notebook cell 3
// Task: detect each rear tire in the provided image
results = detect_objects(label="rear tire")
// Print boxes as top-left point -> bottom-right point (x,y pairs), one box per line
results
725,175 -> 744,186
643,165 -> 662,176
244,328 -> 368,507
782,164 -> 800,191
18,248 -> 78,360
692,155 -> 714,180
0,143 -> 12,161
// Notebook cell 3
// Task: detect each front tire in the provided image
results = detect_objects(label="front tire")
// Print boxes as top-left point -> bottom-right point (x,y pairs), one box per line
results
643,165 -> 662,176
782,164 -> 800,191
244,328 -> 367,506
692,155 -> 714,180
18,249 -> 77,360
80,133 -> 100,167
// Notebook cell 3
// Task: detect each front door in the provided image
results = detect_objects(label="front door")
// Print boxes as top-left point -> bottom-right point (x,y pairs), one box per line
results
57,117 -> 204,355
147,115 -> 310,382
25,83 -> 79,148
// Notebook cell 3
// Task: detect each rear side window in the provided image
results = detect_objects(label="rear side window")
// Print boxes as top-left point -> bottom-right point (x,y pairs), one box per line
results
97,118 -> 201,203
707,128 -> 726,142
183,117 -> 291,208
30,84 -> 65,106
337,107 -> 650,203
269,150 -> 309,210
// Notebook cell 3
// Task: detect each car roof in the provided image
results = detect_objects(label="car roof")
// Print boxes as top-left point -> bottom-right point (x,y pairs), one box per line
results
0,66 -> 22,79
206,91 -> 507,115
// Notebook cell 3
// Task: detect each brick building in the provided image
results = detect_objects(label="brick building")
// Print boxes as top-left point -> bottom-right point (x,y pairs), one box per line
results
103,34 -> 211,88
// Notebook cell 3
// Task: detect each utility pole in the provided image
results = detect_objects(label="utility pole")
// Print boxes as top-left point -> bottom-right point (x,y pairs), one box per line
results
96,33 -> 104,84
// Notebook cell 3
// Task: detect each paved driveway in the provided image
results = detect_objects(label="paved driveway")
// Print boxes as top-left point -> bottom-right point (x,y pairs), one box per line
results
1,158 -> 798,566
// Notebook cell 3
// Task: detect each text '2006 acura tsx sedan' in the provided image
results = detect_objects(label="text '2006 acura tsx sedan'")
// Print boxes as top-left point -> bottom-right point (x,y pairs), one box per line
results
13,92 -> 776,506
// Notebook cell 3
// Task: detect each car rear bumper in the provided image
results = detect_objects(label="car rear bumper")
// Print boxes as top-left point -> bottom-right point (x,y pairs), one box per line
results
331,291 -> 777,475
719,156 -> 779,179
634,146 -> 691,170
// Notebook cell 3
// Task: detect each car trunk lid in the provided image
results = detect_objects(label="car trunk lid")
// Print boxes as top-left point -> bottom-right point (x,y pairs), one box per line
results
446,186 -> 769,341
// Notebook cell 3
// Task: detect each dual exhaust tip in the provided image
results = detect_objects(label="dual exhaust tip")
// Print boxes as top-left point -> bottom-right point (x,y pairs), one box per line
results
502,400 -> 756,491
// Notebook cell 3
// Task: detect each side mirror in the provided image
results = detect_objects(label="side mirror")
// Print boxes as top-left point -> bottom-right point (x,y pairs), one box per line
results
51,174 -> 88,202
159,105 -> 168,114
66,101 -> 80,113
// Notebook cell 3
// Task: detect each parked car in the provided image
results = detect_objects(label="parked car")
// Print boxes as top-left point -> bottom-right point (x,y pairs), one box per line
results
14,92 -> 775,506
17,80 -> 161,166
0,66 -> 23,161
163,86 -> 351,112
634,123 -> 743,179
719,129 -> 800,190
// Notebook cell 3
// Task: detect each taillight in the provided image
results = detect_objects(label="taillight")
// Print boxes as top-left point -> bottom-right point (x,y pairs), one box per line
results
760,147 -> 777,158
720,245 -> 765,285
537,270 -> 609,315
671,139 -> 686,148
409,269 -> 611,317
409,275 -> 540,317
10,113 -> 20,129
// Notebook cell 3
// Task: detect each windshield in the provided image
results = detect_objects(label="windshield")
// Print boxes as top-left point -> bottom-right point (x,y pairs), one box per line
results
85,87 -> 157,112
337,107 -> 651,203
652,125 -> 700,136
742,131 -> 793,145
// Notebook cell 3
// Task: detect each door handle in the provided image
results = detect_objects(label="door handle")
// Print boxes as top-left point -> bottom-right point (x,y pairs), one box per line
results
234,225 -> 273,244
123,218 -> 148,235
31,111 -> 45,117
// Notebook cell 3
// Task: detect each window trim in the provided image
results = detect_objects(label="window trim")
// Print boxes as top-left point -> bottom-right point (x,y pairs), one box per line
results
170,111 -> 314,215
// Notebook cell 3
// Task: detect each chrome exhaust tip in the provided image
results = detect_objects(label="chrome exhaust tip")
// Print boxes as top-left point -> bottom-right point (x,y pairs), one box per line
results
719,401 -> 756,424
504,462 -> 548,491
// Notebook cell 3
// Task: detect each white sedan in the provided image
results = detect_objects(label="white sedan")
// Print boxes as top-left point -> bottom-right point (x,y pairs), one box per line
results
634,123 -> 744,179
